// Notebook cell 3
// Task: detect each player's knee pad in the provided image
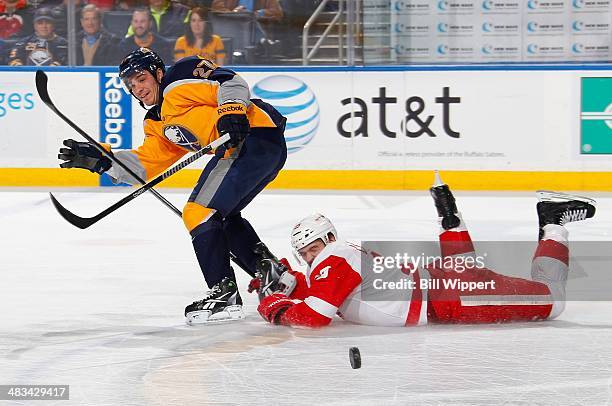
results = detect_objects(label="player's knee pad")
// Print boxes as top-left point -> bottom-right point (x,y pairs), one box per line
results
182,202 -> 217,233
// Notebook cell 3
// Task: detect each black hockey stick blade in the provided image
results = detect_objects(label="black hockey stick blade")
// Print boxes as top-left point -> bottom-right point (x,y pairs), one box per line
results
35,70 -> 182,218
49,134 -> 230,229
49,192 -> 99,229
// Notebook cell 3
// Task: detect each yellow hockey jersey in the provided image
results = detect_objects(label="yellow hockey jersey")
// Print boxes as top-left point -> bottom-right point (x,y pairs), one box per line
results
109,56 -> 284,184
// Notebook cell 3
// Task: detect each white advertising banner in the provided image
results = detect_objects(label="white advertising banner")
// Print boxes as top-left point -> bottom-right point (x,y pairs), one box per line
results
0,71 -> 98,168
2,67 -> 612,177
235,69 -> 612,172
374,0 -> 612,64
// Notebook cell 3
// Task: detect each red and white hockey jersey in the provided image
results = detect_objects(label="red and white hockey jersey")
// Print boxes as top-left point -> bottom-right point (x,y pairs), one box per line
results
262,236 -> 558,328
277,241 -> 429,328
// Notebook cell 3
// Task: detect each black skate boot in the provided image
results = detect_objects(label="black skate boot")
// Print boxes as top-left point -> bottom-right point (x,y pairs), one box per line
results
536,190 -> 596,240
253,242 -> 288,301
430,170 -> 461,230
185,276 -> 244,325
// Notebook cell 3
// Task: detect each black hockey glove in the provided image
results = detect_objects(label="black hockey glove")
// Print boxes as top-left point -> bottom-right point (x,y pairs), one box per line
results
216,102 -> 250,148
58,139 -> 112,174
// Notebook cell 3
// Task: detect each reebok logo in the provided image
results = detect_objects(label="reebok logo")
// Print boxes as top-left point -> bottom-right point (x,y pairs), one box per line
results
217,104 -> 246,115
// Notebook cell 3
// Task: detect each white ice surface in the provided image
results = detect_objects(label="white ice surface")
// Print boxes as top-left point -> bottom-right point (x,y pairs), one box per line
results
2,189 -> 612,406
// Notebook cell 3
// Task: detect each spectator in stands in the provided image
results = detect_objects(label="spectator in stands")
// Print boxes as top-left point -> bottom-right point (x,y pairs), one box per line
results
119,7 -> 172,62
126,0 -> 189,39
0,0 -> 33,39
77,4 -> 120,65
45,0 -> 82,39
173,7 -> 224,64
8,7 -> 67,65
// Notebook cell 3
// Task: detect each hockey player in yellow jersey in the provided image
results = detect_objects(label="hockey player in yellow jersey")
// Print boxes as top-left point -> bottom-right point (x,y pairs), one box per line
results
58,48 -> 287,324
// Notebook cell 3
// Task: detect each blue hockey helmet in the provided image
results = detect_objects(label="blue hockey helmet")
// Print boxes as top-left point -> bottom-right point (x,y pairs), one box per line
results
118,47 -> 165,89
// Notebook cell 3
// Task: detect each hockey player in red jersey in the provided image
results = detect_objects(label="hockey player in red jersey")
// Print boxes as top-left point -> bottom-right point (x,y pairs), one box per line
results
255,172 -> 596,328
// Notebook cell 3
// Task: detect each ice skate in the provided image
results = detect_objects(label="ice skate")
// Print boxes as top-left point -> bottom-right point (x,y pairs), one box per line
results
536,190 -> 596,239
253,242 -> 288,301
185,277 -> 245,325
430,170 -> 461,230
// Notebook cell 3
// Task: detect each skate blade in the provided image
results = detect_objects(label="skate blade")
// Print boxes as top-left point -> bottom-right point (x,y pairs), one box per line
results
186,305 -> 245,325
536,190 -> 596,206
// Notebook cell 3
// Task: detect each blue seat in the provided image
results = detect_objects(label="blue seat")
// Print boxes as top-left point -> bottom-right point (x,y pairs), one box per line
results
103,11 -> 133,38
208,12 -> 255,52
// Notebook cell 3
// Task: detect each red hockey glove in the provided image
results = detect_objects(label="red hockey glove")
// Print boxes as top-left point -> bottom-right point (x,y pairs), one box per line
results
258,293 -> 294,325
247,276 -> 261,293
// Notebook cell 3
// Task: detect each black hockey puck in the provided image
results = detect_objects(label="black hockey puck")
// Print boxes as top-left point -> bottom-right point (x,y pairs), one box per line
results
349,347 -> 361,369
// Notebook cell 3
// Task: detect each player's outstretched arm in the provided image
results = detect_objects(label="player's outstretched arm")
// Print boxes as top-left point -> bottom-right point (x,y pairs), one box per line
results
257,255 -> 362,328
58,139 -> 112,174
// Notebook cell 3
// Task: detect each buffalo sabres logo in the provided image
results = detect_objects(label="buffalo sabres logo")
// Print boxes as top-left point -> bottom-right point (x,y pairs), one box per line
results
163,125 -> 201,151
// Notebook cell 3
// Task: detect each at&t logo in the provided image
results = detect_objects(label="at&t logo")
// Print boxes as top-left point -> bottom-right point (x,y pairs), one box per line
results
252,75 -> 319,154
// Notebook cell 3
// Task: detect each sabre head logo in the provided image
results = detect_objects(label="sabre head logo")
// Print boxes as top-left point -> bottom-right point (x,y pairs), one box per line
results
438,0 -> 449,10
252,75 -> 319,154
527,0 -> 538,9
573,0 -> 584,8
163,125 -> 201,151
482,0 -> 493,9
482,22 -> 493,32
481,44 -> 493,54
437,23 -> 449,32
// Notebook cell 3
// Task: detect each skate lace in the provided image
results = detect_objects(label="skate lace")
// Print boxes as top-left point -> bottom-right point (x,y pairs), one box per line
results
561,209 -> 587,224
192,285 -> 222,306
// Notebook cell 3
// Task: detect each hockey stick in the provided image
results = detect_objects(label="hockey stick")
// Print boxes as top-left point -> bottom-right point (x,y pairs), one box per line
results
37,71 -> 253,274
49,133 -> 230,229
35,70 -> 182,218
